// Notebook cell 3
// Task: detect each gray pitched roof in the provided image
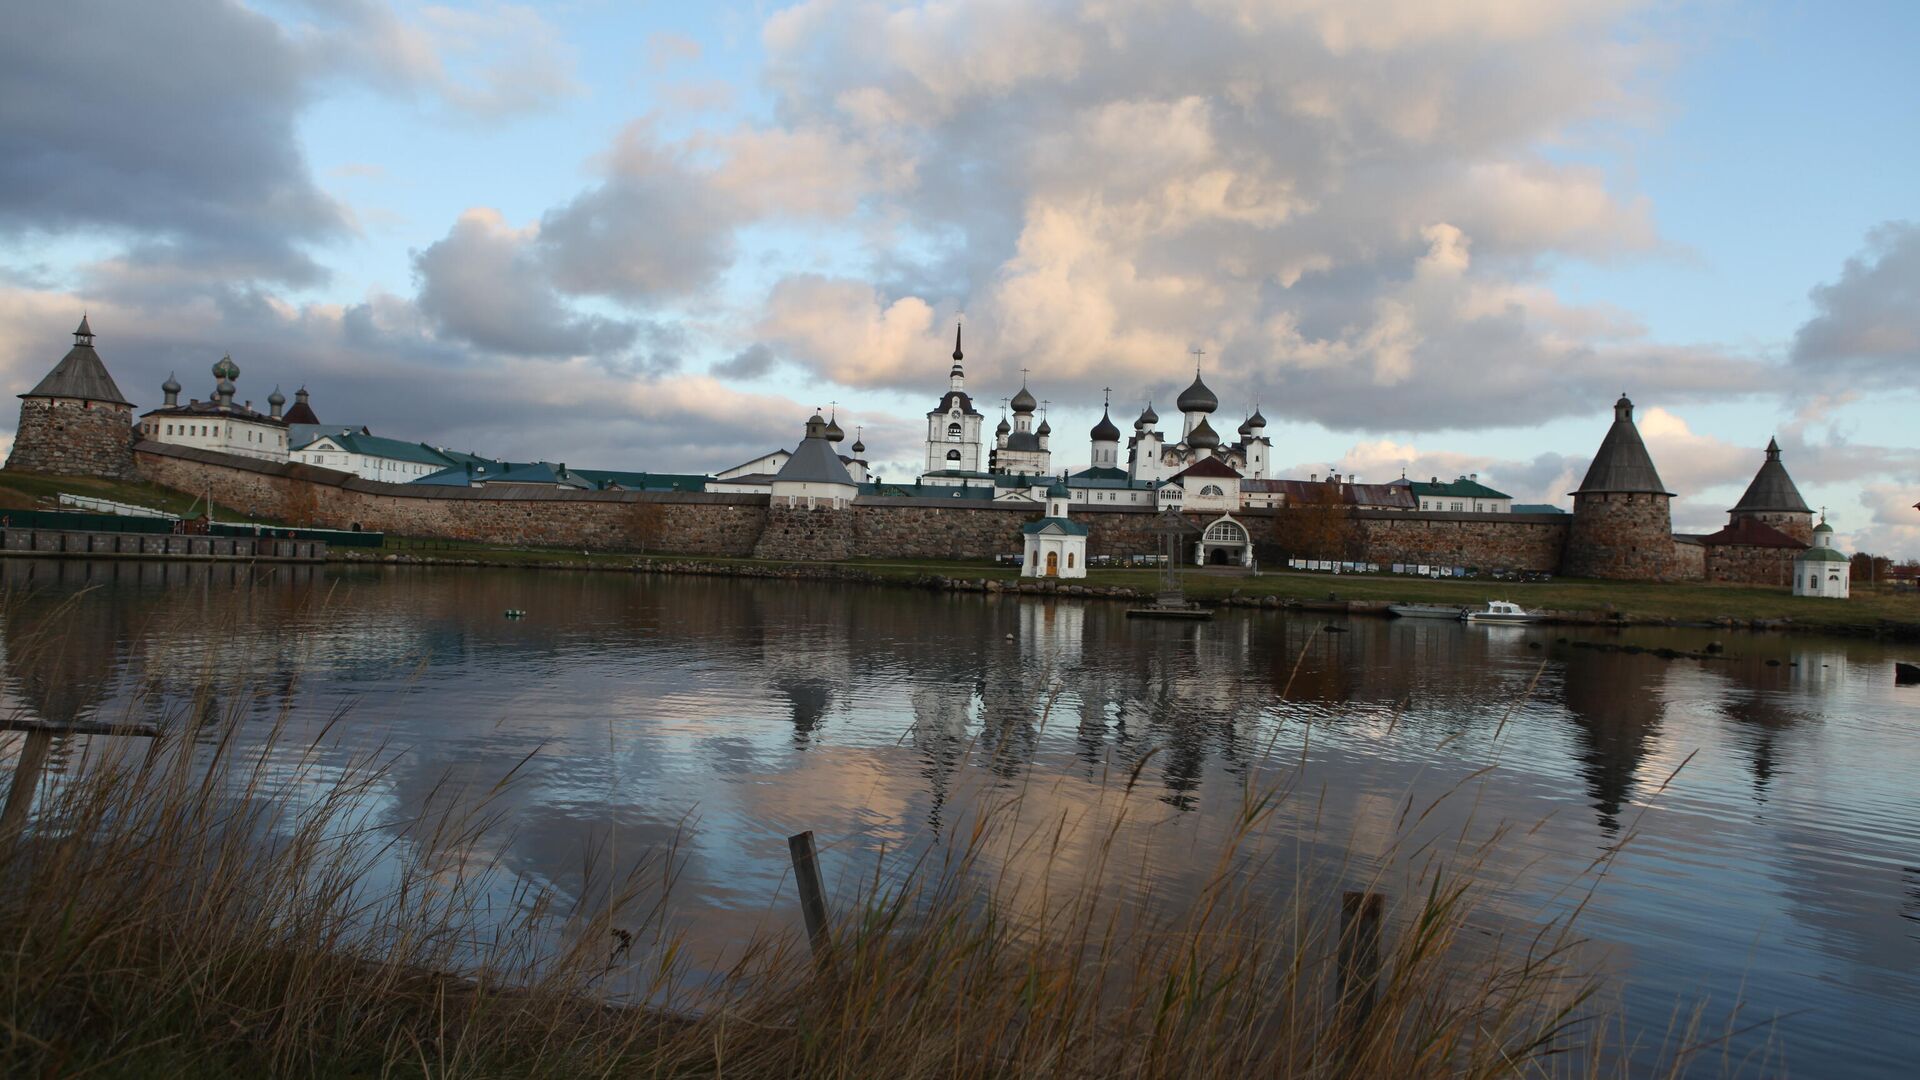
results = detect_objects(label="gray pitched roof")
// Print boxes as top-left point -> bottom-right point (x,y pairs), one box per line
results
1574,395 -> 1671,495
773,433 -> 857,486
23,324 -> 131,406
1730,438 -> 1810,513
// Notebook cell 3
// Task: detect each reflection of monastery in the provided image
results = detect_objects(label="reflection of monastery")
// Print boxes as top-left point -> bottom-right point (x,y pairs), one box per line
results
2,317 -> 1857,586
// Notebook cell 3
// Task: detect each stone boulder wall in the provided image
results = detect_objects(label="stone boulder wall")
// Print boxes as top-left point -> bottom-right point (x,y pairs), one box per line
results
850,501 -> 1031,560
1702,541 -> 1796,586
754,504 -> 855,560
134,442 -> 766,555
1348,511 -> 1571,572
7,400 -> 136,479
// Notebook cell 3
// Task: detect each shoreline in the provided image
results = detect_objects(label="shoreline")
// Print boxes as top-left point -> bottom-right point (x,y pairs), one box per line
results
325,547 -> 1920,641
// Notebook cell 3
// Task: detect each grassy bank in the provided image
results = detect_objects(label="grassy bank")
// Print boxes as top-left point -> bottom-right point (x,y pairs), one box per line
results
360,539 -> 1918,635
0,469 -> 263,521
0,617 -> 1657,1077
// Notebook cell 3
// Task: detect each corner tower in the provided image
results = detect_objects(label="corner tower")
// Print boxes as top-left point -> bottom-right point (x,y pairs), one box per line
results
5,316 -> 137,479
1564,394 -> 1677,580
1728,438 -> 1813,544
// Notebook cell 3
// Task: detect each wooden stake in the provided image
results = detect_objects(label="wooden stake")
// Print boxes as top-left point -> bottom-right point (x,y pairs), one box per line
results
788,830 -> 832,958
2,728 -> 54,835
1338,890 -> 1385,1029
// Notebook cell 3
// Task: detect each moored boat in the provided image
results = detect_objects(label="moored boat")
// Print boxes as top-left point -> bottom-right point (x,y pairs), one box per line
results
1463,600 -> 1543,624
1387,603 -> 1467,619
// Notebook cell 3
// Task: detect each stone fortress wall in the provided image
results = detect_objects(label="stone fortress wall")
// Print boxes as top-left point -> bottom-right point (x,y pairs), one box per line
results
132,442 -> 1583,571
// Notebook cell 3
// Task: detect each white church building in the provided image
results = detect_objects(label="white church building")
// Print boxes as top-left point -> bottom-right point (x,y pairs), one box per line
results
1020,480 -> 1088,578
1792,518 -> 1851,598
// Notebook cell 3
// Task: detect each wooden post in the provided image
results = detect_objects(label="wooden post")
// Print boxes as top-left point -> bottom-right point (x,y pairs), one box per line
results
1,728 -> 54,835
788,830 -> 832,959
1338,890 -> 1385,1029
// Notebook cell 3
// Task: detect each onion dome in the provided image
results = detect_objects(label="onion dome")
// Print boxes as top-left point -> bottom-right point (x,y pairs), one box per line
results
1187,417 -> 1220,449
1236,417 -> 1253,436
1010,384 -> 1038,413
268,386 -> 286,407
161,372 -> 181,395
1090,409 -> 1121,442
996,416 -> 1011,435
216,378 -> 236,398
1177,372 -> 1217,413
825,417 -> 845,442
212,353 -> 239,381
1136,402 -> 1158,428
851,437 -> 865,455
1246,406 -> 1266,429
1036,417 -> 1052,437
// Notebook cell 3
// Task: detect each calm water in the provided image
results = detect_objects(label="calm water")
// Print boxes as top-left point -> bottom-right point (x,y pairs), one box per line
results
3,559 -> 1917,1074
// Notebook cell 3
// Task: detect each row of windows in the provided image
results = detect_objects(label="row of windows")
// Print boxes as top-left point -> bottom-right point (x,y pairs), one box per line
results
146,421 -> 285,447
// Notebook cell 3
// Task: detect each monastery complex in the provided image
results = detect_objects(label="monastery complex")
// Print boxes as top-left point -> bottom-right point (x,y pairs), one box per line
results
5,316 -> 1852,591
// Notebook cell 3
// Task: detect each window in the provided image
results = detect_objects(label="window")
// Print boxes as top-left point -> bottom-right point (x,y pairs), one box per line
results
946,449 -> 961,462
1067,552 -> 1075,569
947,422 -> 962,437
1808,574 -> 1817,589
1450,501 -> 1463,511
1205,520 -> 1244,543
1199,484 -> 1224,496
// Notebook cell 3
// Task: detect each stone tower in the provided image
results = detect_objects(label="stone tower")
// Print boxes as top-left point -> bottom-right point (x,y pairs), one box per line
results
1564,394 -> 1676,580
1727,437 -> 1814,545
5,315 -> 137,479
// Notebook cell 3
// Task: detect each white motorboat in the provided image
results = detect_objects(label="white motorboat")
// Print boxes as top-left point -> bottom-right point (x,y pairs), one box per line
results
1463,600 -> 1544,624
1387,603 -> 1467,619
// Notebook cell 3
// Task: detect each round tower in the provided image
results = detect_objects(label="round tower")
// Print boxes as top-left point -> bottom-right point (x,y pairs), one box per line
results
1564,394 -> 1678,580
1728,437 -> 1814,544
5,315 -> 137,479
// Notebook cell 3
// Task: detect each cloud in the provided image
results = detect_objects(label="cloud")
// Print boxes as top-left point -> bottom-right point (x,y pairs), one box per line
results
412,209 -> 639,358
1791,221 -> 1920,382
0,0 -> 346,284
739,0 -> 1756,430
713,343 -> 778,380
306,0 -> 581,120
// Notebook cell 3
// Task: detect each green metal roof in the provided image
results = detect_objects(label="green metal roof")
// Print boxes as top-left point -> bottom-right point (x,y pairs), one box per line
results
1404,477 -> 1513,500
1020,517 -> 1088,536
299,431 -> 457,467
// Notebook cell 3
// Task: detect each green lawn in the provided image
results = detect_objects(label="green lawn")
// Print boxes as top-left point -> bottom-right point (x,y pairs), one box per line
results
362,543 -> 1917,631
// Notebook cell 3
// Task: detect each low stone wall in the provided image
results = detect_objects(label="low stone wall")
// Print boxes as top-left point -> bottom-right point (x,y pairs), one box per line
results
1703,542 -> 1796,586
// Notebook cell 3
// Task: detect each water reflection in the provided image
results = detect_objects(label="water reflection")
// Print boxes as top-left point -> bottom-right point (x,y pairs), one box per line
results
2,559 -> 1917,1073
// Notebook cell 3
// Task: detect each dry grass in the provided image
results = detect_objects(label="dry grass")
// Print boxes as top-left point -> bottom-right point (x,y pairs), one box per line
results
0,615 -> 1725,1079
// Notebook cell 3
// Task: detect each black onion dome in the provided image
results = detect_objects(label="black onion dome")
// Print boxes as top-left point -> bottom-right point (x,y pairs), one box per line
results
1036,418 -> 1052,436
825,418 -> 845,442
1246,407 -> 1267,428
1136,403 -> 1159,427
1010,384 -> 1038,413
851,438 -> 865,454
1177,373 -> 1217,413
996,416 -> 1011,435
1237,417 -> 1253,436
1187,417 -> 1220,449
1090,409 -> 1121,441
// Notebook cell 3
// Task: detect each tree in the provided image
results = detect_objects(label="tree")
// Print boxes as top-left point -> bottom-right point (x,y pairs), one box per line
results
1270,483 -> 1356,561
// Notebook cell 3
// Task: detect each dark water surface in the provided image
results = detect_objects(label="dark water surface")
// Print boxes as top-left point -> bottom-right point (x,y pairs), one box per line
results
3,560 -> 1917,1074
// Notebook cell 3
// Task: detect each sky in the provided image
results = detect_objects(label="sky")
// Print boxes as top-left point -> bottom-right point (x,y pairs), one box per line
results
1,0 -> 1916,554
